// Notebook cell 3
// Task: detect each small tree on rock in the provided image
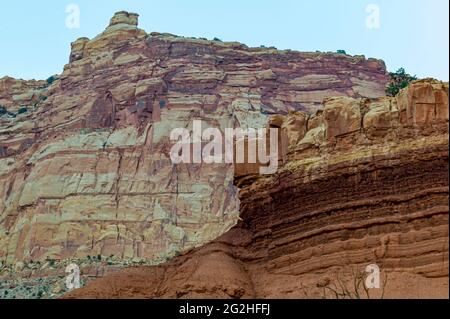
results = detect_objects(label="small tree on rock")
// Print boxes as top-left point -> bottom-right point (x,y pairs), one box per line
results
386,68 -> 417,97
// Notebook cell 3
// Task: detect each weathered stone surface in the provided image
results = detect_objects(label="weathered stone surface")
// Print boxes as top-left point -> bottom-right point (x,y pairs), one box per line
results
66,79 -> 449,299
0,10 -> 390,272
3,11 -> 447,299
281,111 -> 308,148
0,12 -> 251,268
396,79 -> 449,125
323,96 -> 362,139
0,77 -> 46,112
362,97 -> 393,134
109,11 -> 139,27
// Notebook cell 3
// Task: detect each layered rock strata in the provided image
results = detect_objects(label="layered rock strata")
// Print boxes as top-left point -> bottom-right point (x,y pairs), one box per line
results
0,11 -> 389,272
65,80 -> 449,299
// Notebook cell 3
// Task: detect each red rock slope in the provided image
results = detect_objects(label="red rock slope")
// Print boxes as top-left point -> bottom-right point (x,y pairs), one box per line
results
65,80 -> 449,299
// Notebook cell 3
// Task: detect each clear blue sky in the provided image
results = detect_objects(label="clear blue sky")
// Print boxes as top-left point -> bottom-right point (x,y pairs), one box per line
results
0,0 -> 448,80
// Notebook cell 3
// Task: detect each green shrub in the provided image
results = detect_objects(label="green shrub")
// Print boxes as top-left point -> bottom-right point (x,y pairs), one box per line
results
46,75 -> 57,85
386,68 -> 417,96
213,37 -> 222,42
336,50 -> 347,55
0,106 -> 6,115
18,107 -> 28,115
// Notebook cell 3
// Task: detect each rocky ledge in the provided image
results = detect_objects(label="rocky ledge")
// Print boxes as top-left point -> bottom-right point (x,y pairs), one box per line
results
65,79 -> 449,299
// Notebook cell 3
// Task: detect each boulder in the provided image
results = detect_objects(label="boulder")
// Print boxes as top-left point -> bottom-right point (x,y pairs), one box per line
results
281,111 -> 308,148
323,96 -> 361,139
396,79 -> 449,125
109,11 -> 139,27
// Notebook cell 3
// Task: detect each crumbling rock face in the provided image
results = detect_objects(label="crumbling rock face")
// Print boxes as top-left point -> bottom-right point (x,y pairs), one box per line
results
0,77 -> 46,113
0,11 -> 389,276
2,11 -> 445,299
109,11 -> 139,27
65,80 -> 449,299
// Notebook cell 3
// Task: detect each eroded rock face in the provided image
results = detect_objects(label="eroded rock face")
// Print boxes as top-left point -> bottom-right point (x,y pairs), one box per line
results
65,80 -> 449,299
396,79 -> 449,125
0,77 -> 46,113
109,11 -> 139,27
0,11 -> 390,277
12,11 -> 450,300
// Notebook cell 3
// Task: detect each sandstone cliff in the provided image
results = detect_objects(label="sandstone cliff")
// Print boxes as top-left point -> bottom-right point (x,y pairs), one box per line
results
0,11 -> 447,299
0,12 -> 387,267
65,79 -> 449,299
